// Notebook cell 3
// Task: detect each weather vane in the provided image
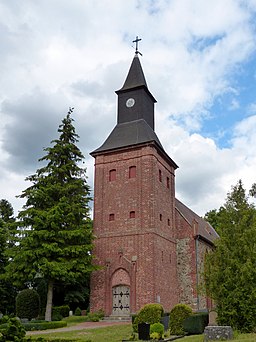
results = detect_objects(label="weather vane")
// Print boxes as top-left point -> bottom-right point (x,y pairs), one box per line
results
133,36 -> 142,56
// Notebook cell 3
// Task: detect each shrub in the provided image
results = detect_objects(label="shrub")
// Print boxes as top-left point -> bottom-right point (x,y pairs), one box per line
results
16,289 -> 40,320
23,320 -> 67,331
51,312 -> 63,322
150,332 -> 160,340
85,313 -> 100,322
74,307 -> 82,316
0,316 -> 26,342
150,322 -> 164,340
52,305 -> 70,320
96,309 -> 104,319
169,303 -> 192,335
133,303 -> 164,333
183,312 -> 209,335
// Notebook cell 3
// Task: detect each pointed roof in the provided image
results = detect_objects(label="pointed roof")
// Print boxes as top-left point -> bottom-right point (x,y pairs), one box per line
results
116,55 -> 156,102
91,119 -> 163,153
91,54 -> 177,169
175,198 -> 219,244
117,54 -> 147,91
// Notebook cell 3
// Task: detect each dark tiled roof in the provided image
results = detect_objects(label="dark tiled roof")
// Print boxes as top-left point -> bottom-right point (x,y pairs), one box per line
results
91,119 -> 163,154
175,198 -> 219,244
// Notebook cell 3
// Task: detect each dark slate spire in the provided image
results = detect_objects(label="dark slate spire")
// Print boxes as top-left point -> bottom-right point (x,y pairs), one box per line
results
117,54 -> 148,92
91,49 -> 178,169
116,54 -> 156,103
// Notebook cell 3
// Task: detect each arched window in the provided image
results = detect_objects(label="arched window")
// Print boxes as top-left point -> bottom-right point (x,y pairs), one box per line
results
109,169 -> 116,181
129,166 -> 136,178
129,211 -> 135,218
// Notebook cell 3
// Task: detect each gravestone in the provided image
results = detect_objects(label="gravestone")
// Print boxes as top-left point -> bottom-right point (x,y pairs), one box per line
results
138,322 -> 150,340
208,310 -> 217,325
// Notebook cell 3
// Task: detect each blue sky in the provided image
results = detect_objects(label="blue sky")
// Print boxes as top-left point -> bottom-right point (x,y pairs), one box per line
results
203,56 -> 256,148
0,0 -> 256,216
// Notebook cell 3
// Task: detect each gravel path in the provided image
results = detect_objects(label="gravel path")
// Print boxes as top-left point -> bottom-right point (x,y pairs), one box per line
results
26,321 -> 131,335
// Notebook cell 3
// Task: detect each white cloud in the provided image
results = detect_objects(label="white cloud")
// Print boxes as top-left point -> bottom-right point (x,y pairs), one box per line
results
1,0 -> 256,217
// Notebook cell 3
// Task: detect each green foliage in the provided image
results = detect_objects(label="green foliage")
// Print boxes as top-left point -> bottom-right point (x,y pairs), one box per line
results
84,313 -> 100,322
0,200 -> 18,314
183,312 -> 209,335
52,305 -> 70,318
204,180 -> 256,332
150,331 -> 160,340
150,322 -> 164,340
132,303 -> 164,333
5,109 -> 96,321
95,309 -> 104,319
74,307 -> 82,316
0,316 -> 26,342
169,303 -> 192,335
22,320 -> 67,331
16,289 -> 40,320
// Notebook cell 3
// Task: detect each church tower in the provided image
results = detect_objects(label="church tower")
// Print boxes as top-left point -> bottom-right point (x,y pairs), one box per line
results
90,49 -> 179,316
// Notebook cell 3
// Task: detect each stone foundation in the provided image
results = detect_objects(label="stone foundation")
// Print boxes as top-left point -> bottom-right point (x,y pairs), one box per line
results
204,326 -> 233,341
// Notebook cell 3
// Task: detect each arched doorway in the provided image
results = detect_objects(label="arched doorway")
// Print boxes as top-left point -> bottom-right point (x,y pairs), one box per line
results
112,285 -> 130,315
111,268 -> 130,316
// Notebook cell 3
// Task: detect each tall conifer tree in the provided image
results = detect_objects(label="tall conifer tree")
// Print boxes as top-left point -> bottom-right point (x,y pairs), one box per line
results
6,109 -> 94,320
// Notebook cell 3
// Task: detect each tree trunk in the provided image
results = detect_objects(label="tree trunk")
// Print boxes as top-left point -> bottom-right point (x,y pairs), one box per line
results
45,280 -> 54,321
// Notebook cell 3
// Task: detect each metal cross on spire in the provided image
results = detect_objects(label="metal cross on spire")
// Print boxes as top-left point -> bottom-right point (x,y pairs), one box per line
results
133,36 -> 142,56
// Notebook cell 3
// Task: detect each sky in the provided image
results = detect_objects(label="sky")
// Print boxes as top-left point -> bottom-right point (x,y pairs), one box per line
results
1,0 -> 256,217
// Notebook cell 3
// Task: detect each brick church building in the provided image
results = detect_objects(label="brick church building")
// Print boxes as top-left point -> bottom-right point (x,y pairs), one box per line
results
90,50 -> 218,317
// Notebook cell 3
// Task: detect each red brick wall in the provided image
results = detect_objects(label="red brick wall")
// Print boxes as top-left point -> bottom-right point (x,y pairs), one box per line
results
90,144 -> 179,314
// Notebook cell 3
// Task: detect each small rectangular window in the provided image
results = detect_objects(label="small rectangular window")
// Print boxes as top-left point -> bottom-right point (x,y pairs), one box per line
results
109,213 -> 115,221
167,177 -> 170,188
130,211 -> 135,218
159,170 -> 162,182
129,166 -> 136,178
160,214 -> 162,221
109,169 -> 116,181
168,219 -> 170,226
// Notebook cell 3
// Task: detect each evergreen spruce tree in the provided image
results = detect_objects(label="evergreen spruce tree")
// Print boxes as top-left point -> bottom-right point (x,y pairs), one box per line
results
6,109 -> 95,321
204,180 -> 256,332
0,199 -> 17,314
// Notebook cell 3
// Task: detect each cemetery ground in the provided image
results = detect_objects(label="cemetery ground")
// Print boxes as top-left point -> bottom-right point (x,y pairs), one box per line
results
25,318 -> 256,342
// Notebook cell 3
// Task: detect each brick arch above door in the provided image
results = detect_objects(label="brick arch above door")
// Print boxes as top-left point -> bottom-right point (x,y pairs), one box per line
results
111,268 -> 131,288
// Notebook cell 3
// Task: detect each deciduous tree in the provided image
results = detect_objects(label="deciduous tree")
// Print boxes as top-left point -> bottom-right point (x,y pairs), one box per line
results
204,180 -> 256,332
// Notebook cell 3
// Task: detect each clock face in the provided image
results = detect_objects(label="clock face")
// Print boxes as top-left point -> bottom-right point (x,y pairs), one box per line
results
126,98 -> 135,108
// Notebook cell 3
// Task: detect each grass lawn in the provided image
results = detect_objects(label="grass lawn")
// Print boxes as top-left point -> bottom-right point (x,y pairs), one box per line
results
28,324 -> 132,342
27,318 -> 256,342
178,333 -> 256,342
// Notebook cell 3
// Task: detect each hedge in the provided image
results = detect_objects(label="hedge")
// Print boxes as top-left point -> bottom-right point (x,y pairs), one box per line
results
23,321 -> 67,331
183,312 -> 209,335
52,305 -> 70,318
